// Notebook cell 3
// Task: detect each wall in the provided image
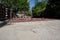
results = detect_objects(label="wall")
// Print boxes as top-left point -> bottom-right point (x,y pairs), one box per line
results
12,18 -> 51,22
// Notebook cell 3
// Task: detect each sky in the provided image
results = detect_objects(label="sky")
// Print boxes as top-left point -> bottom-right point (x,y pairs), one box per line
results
29,0 -> 43,10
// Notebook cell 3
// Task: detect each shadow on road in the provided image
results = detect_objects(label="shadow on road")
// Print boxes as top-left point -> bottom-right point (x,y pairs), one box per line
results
0,20 -> 9,28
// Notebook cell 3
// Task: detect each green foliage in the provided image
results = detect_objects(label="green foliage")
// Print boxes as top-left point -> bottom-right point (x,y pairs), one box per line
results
27,12 -> 32,16
2,0 -> 29,11
32,1 -> 46,18
43,0 -> 60,19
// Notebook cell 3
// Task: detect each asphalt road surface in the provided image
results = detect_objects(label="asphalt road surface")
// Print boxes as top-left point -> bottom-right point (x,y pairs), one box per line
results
0,20 -> 60,40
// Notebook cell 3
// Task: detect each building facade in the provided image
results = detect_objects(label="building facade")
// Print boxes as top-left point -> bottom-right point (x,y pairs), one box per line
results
0,3 -> 10,21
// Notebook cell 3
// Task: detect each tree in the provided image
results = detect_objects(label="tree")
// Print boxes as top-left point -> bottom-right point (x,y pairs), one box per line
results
44,0 -> 60,19
32,1 -> 46,18
2,0 -> 29,11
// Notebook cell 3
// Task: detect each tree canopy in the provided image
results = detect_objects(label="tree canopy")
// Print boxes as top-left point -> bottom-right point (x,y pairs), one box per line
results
2,0 -> 29,11
32,1 -> 46,18
43,0 -> 60,19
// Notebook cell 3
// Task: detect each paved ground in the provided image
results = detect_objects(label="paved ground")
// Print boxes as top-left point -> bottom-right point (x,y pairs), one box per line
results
0,20 -> 9,27
0,21 -> 4,24
0,20 -> 60,40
